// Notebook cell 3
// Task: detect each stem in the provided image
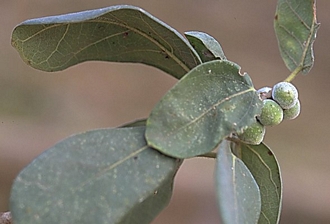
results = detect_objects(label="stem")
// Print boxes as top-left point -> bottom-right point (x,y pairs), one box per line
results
0,212 -> 12,224
197,152 -> 217,159
196,138 -> 241,159
284,65 -> 302,83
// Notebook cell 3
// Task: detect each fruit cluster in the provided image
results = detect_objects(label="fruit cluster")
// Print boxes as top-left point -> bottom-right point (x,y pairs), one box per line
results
238,82 -> 301,145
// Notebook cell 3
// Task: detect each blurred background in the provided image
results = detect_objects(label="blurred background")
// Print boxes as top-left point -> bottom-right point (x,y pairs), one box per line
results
0,1 -> 329,223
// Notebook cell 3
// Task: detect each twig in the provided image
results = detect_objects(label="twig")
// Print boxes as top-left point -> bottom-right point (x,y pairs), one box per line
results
197,151 -> 217,159
0,212 -> 12,224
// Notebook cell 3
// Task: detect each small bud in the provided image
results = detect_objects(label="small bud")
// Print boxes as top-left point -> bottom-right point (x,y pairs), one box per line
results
257,87 -> 272,100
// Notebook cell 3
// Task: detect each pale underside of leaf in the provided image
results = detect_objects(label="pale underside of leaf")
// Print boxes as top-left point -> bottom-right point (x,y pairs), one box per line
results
274,0 -> 320,74
232,142 -> 282,224
12,5 -> 201,79
184,31 -> 227,62
10,127 -> 181,224
216,140 -> 261,224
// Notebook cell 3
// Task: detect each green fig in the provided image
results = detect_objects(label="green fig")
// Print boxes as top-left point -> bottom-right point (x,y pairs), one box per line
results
283,100 -> 301,120
272,82 -> 298,109
237,121 -> 265,145
258,99 -> 283,126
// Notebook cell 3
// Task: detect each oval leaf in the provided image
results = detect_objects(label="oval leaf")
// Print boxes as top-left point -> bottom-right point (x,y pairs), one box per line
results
184,31 -> 227,62
10,127 -> 182,224
146,60 -> 262,158
11,5 -> 201,79
216,140 -> 261,224
232,142 -> 282,224
274,0 -> 320,74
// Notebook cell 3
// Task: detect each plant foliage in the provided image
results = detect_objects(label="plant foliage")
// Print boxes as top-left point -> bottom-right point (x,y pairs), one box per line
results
9,1 -> 319,223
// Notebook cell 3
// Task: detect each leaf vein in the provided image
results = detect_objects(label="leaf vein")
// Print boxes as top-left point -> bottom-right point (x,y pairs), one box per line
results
164,87 -> 254,138
72,145 -> 149,191
246,145 -> 280,201
284,0 -> 311,30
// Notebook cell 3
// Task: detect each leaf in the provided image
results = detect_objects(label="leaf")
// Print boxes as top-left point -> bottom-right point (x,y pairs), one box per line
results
232,142 -> 282,224
120,178 -> 174,224
146,60 -> 262,159
216,140 -> 261,224
10,127 -> 182,224
11,5 -> 201,79
274,0 -> 320,74
184,31 -> 227,62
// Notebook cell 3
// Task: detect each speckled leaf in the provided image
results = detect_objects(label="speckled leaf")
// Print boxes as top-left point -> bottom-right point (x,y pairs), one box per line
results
146,60 -> 262,159
232,142 -> 282,224
274,0 -> 320,74
10,127 -> 182,224
184,31 -> 226,62
216,140 -> 261,224
11,5 -> 201,79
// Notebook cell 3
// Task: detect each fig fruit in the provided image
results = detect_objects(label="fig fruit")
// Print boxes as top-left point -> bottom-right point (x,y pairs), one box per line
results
258,99 -> 283,126
283,100 -> 301,120
272,82 -> 298,109
237,121 -> 265,145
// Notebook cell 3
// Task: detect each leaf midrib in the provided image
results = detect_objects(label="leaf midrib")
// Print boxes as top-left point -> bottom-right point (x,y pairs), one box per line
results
245,144 -> 281,223
72,145 -> 149,192
162,87 -> 255,139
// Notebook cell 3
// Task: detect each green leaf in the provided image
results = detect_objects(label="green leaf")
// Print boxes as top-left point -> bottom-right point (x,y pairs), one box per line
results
10,127 -> 182,224
232,142 -> 282,224
146,60 -> 262,159
216,140 -> 261,224
11,5 -> 201,79
184,31 -> 227,62
120,177 -> 175,224
274,0 -> 320,74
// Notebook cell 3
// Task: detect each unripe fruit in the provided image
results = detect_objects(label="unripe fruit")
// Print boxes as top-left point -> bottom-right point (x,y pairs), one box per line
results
258,99 -> 283,126
237,121 -> 265,145
283,100 -> 301,120
257,87 -> 272,100
272,82 -> 298,109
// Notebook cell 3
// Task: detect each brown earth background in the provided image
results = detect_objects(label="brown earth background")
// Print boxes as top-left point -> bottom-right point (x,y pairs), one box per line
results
1,1 -> 330,223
